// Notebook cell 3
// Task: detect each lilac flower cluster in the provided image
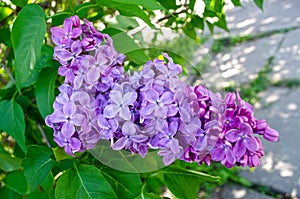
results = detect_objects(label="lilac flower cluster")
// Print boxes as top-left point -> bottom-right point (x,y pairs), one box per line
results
46,16 -> 125,155
184,91 -> 279,168
46,16 -> 279,168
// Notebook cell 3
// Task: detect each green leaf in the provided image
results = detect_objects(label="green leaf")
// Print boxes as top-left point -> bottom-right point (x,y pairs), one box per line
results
254,0 -> 263,10
216,13 -> 228,31
163,166 -> 219,199
191,15 -> 204,30
52,147 -> 71,161
0,100 -> 26,152
0,7 -> 13,22
183,22 -> 197,40
0,187 -> 22,199
111,0 -> 165,10
27,189 -> 49,199
5,171 -> 28,195
135,191 -> 162,199
101,167 -> 142,199
0,153 -> 22,172
11,4 -> 46,90
35,67 -> 57,118
22,45 -> 57,88
11,0 -> 27,7
97,0 -> 153,27
109,15 -> 139,30
22,146 -> 53,193
103,28 -> 149,65
157,0 -> 177,9
231,0 -> 241,6
0,27 -> 11,46
55,164 -> 117,199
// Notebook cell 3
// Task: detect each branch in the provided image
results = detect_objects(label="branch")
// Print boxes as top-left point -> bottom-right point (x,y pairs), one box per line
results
1,48 -> 16,84
157,9 -> 188,23
37,123 -> 52,148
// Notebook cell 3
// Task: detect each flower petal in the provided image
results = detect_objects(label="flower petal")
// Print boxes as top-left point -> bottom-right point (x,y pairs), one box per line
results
103,104 -> 120,118
110,91 -> 122,105
211,147 -> 225,161
225,129 -> 241,142
50,27 -> 66,38
225,149 -> 236,165
112,137 -> 128,150
63,102 -> 76,116
144,89 -> 159,103
61,122 -> 75,138
244,136 -> 259,152
119,107 -> 131,120
233,139 -> 246,158
160,91 -> 174,105
122,121 -> 136,136
123,91 -> 137,105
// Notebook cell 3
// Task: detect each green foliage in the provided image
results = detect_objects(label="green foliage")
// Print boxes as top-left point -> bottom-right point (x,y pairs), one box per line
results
0,100 -> 26,152
55,164 -> 117,199
35,67 -> 57,118
11,4 -> 46,90
0,0 -> 265,198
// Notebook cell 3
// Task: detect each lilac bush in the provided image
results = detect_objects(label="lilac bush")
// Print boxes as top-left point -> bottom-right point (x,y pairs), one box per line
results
46,16 -> 279,168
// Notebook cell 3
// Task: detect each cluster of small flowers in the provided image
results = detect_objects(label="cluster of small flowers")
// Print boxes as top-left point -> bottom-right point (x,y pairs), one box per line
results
184,91 -> 279,168
46,16 -> 125,155
46,16 -> 279,168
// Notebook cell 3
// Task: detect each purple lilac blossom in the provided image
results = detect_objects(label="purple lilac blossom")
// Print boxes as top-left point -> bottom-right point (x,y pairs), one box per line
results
46,16 -> 279,168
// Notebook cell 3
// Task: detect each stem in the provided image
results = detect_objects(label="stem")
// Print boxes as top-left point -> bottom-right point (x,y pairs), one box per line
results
1,48 -> 15,84
157,9 -> 188,23
37,123 -> 52,148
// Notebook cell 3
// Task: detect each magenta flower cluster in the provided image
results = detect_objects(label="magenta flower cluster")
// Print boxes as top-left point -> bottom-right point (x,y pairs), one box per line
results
46,16 -> 279,168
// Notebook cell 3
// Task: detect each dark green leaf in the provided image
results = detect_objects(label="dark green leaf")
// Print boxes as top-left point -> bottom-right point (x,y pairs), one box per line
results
157,0 -> 178,9
101,167 -> 142,199
191,15 -> 204,30
27,189 -> 49,199
35,67 -> 57,118
5,171 -> 28,195
0,7 -> 13,22
11,4 -> 46,90
135,191 -> 162,199
11,0 -> 27,7
183,22 -> 197,40
55,164 -> 117,199
216,13 -> 228,31
0,100 -> 26,152
0,27 -> 11,46
0,86 -> 16,101
231,0 -> 241,6
97,0 -> 153,27
111,0 -> 165,10
22,146 -> 53,193
103,28 -> 149,65
254,0 -> 264,10
22,45 -> 58,88
0,153 -> 22,172
189,0 -> 196,9
206,20 -> 215,34
0,187 -> 22,199
163,166 -> 219,199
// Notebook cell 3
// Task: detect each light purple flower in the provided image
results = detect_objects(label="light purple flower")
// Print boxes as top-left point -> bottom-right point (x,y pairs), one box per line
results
103,90 -> 137,120
225,123 -> 259,158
